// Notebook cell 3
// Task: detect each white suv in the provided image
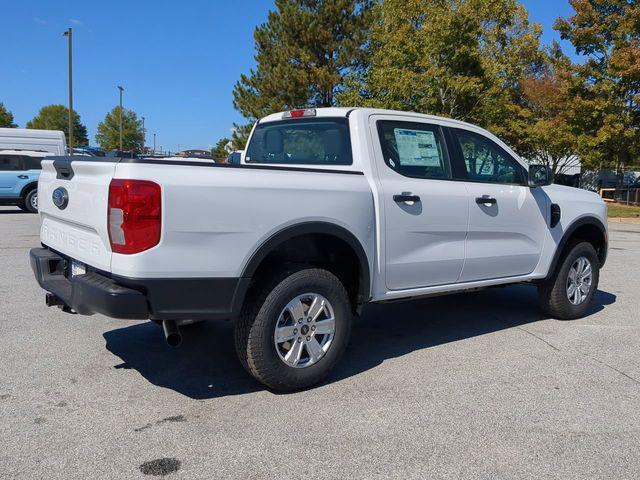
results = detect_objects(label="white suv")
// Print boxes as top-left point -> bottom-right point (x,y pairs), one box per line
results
30,108 -> 608,391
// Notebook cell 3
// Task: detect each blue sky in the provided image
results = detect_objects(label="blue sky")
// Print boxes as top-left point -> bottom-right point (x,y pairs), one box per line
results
1,0 -> 578,152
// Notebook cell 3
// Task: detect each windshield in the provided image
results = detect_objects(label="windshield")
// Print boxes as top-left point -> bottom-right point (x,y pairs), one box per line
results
246,118 -> 352,165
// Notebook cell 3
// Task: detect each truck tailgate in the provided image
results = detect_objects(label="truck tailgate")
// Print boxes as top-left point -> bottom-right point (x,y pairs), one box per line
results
38,159 -> 116,272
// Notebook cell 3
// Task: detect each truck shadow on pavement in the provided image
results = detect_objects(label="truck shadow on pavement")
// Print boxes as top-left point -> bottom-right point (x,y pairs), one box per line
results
103,285 -> 616,399
0,209 -> 29,215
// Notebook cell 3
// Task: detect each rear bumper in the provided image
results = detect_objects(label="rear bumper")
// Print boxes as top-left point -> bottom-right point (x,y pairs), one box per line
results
30,247 -> 249,321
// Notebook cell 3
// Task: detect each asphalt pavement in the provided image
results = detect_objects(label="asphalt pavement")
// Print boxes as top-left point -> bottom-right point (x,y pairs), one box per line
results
1,207 -> 638,479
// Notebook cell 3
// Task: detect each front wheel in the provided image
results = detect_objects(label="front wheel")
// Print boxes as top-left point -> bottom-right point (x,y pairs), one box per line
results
538,241 -> 600,320
235,268 -> 352,392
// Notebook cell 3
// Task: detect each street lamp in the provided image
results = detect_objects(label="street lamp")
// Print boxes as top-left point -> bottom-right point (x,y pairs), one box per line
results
63,28 -> 73,153
153,133 -> 156,155
141,116 -> 145,154
117,85 -> 124,152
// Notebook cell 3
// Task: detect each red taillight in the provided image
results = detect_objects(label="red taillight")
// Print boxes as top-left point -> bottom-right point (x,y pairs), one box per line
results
108,179 -> 161,254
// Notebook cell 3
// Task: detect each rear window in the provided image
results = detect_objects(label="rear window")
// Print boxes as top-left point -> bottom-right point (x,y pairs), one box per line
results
24,156 -> 44,170
246,118 -> 352,165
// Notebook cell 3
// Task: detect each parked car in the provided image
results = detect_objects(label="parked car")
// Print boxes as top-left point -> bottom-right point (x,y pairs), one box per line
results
106,150 -> 138,159
0,149 -> 48,212
0,127 -> 66,155
72,147 -> 106,157
175,149 -> 214,159
30,107 -> 608,391
226,150 -> 243,165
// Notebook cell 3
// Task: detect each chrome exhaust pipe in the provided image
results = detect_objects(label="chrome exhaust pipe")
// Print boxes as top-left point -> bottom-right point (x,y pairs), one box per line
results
162,320 -> 182,347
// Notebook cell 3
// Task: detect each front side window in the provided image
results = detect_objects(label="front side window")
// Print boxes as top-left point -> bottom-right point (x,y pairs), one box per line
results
0,155 -> 24,171
245,118 -> 352,165
453,129 -> 525,184
377,121 -> 450,179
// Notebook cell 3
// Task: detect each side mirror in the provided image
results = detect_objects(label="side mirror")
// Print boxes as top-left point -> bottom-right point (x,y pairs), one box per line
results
528,164 -> 551,187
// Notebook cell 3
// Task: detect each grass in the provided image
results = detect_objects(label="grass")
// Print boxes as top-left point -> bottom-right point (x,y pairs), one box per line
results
607,202 -> 640,218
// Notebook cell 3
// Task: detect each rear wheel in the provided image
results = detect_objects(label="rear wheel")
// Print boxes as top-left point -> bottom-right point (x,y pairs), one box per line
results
23,189 -> 38,213
538,241 -> 600,320
235,267 -> 352,392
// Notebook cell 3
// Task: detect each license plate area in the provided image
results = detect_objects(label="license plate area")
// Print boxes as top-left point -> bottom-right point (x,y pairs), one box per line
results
70,259 -> 86,277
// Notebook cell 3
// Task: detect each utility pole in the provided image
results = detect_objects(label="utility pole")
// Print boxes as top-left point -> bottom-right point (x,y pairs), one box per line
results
117,85 -> 124,152
63,28 -> 73,153
153,133 -> 156,155
141,116 -> 145,154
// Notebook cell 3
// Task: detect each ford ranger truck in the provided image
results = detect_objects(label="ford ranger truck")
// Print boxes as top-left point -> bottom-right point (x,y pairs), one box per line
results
30,108 -> 608,392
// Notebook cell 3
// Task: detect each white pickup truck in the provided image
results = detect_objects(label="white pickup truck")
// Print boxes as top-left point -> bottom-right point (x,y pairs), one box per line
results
30,108 -> 608,391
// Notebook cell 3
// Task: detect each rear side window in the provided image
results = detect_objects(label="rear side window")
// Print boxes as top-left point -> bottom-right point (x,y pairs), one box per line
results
24,157 -> 44,170
246,118 -> 352,165
453,129 -> 525,185
377,121 -> 451,179
0,155 -> 24,171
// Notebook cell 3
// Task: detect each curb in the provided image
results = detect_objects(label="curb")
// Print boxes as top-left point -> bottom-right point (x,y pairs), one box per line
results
608,217 -> 640,224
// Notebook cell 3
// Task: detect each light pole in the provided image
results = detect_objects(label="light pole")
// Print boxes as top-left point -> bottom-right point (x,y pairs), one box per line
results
141,116 -> 145,154
63,28 -> 73,153
153,133 -> 156,155
117,85 -> 124,152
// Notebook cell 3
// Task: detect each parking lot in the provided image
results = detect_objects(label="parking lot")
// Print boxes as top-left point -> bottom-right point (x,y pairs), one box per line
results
0,207 -> 638,479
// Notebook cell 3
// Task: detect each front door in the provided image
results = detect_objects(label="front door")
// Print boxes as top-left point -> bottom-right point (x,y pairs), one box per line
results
447,127 -> 547,282
371,116 -> 469,290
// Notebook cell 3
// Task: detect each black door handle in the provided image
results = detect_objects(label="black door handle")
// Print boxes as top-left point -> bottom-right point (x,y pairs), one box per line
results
475,196 -> 497,205
17,175 -> 29,179
393,194 -> 421,203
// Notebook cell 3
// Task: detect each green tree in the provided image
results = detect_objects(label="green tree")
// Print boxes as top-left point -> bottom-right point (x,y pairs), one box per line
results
230,123 -> 253,150
211,137 -> 231,158
233,0 -> 373,131
338,0 -> 543,127
95,106 -> 144,152
26,104 -> 88,145
555,0 -> 640,169
0,102 -> 17,128
505,45 -> 582,177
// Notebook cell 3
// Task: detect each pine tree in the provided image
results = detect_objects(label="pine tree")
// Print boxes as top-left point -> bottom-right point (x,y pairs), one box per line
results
233,0 -> 373,127
0,102 -> 17,128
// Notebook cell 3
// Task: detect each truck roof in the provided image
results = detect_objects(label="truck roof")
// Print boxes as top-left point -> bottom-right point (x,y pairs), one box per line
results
259,107 -> 480,130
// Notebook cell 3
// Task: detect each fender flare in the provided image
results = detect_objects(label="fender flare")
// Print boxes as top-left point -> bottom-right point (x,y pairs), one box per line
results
547,216 -> 608,278
19,181 -> 38,199
240,221 -> 372,303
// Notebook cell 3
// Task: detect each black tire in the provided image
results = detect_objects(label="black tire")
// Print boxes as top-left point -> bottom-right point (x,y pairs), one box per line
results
235,267 -> 352,392
23,189 -> 38,213
538,241 -> 600,320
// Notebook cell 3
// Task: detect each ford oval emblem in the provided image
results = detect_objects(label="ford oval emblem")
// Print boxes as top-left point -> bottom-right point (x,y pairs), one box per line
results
52,187 -> 69,210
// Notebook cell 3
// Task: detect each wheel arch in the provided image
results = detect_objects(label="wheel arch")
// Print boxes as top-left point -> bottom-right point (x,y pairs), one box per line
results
20,181 -> 38,199
240,222 -> 372,308
547,216 -> 608,278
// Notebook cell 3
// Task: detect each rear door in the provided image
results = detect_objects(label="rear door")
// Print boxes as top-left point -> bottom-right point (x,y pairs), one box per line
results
370,115 -> 469,290
38,159 -> 117,272
446,127 -> 547,282
0,155 -> 25,197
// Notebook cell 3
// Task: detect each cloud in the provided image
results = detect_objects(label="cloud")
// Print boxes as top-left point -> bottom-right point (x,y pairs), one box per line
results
69,18 -> 83,26
33,17 -> 47,25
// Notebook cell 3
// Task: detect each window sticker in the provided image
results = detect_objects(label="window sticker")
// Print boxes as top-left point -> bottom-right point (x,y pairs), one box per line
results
393,129 -> 441,167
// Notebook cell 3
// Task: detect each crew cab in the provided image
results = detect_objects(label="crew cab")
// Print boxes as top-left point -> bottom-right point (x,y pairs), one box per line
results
30,108 -> 608,391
